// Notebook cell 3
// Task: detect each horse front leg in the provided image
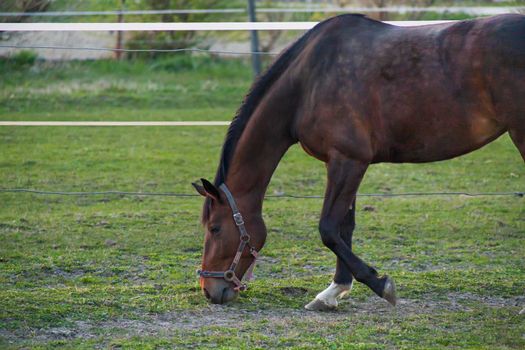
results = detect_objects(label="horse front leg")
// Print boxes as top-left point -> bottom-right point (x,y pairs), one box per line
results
305,201 -> 355,311
509,127 -> 525,163
509,127 -> 525,314
310,154 -> 397,310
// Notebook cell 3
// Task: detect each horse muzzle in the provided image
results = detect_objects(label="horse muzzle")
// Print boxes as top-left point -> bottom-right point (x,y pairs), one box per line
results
202,279 -> 239,304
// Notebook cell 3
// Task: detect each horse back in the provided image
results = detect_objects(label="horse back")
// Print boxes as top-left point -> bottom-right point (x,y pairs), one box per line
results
292,14 -> 524,163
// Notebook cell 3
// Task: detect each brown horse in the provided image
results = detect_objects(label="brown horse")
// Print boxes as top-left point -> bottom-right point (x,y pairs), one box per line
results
193,14 -> 525,309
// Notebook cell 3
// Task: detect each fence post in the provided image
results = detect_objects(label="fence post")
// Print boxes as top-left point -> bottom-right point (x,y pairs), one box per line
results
115,0 -> 125,60
247,0 -> 261,77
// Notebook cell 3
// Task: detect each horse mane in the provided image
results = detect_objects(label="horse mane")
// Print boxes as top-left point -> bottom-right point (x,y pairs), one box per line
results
214,34 -> 313,186
202,14 -> 366,222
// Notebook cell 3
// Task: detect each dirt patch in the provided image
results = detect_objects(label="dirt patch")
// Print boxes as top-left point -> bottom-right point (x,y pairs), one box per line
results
2,292 -> 523,344
362,205 -> 376,212
448,292 -> 525,309
280,287 -> 308,297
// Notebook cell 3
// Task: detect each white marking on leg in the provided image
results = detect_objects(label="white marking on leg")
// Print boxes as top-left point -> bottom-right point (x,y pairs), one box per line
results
315,281 -> 353,307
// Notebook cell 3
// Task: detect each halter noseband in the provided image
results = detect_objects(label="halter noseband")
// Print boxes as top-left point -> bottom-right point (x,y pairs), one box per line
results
197,183 -> 259,292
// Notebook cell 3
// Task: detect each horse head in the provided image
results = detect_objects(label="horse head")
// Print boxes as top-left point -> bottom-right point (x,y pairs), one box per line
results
193,179 -> 266,304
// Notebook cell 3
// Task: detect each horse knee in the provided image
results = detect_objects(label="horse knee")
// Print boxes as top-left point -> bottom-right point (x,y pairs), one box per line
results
319,220 -> 339,248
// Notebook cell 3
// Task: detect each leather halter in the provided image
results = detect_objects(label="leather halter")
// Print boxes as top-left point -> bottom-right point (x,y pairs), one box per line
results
197,183 -> 259,292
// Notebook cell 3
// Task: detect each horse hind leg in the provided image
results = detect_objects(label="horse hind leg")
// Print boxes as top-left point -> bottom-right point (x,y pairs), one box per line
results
305,203 -> 356,311
508,126 -> 525,315
509,127 -> 525,315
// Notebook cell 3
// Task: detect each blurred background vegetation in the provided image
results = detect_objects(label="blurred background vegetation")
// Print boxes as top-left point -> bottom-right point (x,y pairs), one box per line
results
1,0 -> 524,120
2,0 -> 524,58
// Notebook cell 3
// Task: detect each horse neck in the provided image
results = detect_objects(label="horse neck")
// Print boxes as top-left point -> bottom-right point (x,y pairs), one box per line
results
225,97 -> 295,213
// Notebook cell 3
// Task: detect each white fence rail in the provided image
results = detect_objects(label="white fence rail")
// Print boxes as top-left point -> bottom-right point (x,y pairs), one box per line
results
0,20 -> 456,32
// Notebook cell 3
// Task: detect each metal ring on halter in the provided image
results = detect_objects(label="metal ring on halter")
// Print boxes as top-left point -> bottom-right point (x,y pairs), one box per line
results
223,270 -> 236,282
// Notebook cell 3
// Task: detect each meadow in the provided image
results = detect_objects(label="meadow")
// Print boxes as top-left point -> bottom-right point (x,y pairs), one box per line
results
0,56 -> 524,349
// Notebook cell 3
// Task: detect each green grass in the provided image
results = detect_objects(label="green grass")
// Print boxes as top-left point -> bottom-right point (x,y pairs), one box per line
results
0,58 -> 524,349
0,57 -> 255,121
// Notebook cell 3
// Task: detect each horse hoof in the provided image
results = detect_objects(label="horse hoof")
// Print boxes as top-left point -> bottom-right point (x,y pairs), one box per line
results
305,298 -> 337,311
382,276 -> 397,307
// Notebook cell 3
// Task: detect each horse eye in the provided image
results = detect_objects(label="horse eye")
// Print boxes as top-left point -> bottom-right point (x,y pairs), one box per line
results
210,226 -> 221,235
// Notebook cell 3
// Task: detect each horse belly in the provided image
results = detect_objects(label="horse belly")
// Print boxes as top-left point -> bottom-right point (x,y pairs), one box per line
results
370,52 -> 505,161
377,114 -> 506,163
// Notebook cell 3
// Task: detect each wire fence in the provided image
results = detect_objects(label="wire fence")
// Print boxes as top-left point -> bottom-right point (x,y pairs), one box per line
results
1,6 -> 523,17
0,20 -> 455,60
0,9 -> 244,17
0,44 -> 276,55
0,15 -> 522,203
0,121 -> 233,126
0,188 -> 522,199
0,21 -> 455,31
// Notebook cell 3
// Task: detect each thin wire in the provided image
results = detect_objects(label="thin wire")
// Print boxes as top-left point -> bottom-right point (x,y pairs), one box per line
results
0,189 -> 197,197
0,9 -> 245,17
0,121 -> 232,126
271,192 -> 524,199
0,188 -> 522,199
0,6 -> 521,17
0,44 -> 277,55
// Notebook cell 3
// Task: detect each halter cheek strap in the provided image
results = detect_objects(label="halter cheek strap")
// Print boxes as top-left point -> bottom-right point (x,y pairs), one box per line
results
197,183 -> 259,292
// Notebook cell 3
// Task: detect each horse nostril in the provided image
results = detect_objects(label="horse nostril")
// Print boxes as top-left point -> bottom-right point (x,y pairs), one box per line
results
203,288 -> 211,300
221,287 -> 228,304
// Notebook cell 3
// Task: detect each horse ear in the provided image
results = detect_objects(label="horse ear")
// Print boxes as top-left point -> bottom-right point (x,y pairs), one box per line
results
199,178 -> 222,202
192,182 -> 207,197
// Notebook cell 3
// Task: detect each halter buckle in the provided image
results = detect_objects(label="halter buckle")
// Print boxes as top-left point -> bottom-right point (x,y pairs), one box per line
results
233,213 -> 244,226
249,247 -> 258,258
236,284 -> 247,292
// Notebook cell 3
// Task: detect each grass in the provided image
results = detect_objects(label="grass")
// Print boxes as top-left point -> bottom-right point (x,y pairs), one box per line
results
0,56 -> 255,121
0,58 -> 524,349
